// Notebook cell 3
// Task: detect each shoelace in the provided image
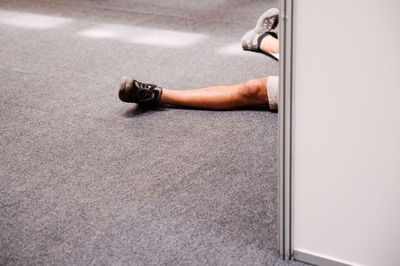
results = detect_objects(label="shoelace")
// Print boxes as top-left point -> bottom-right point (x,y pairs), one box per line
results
263,17 -> 277,30
135,81 -> 156,91
135,81 -> 157,99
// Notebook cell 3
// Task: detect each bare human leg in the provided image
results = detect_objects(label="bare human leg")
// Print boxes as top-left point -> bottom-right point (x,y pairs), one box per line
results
160,78 -> 269,110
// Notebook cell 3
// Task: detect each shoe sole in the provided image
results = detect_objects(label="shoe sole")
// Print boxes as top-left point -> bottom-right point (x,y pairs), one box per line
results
241,8 -> 279,50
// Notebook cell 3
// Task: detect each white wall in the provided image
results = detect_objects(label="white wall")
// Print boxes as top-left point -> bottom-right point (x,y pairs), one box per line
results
292,0 -> 400,265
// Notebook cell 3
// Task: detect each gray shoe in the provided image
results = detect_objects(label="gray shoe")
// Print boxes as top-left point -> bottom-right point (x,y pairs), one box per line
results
241,8 -> 279,51
118,76 -> 163,106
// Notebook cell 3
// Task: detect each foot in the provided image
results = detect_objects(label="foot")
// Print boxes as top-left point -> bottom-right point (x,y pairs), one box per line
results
241,7 -> 279,51
118,77 -> 163,106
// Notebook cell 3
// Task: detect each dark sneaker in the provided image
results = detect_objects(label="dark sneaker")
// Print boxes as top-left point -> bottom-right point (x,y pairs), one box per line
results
241,8 -> 279,51
118,76 -> 163,106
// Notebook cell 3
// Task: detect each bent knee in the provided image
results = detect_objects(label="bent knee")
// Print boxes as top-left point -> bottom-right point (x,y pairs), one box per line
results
240,78 -> 267,99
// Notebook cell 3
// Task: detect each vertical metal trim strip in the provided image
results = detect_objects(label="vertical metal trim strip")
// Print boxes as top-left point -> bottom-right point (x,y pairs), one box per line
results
278,0 -> 294,260
278,0 -> 286,259
288,0 -> 294,258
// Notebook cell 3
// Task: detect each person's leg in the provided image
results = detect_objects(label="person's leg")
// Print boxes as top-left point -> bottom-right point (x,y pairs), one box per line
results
160,78 -> 268,110
118,77 -> 269,110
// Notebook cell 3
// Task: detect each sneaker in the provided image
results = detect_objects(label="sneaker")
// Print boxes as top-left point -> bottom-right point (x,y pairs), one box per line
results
241,8 -> 279,51
118,76 -> 163,106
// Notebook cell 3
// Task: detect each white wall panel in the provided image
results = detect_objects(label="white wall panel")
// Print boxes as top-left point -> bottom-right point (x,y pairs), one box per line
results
291,1 -> 400,265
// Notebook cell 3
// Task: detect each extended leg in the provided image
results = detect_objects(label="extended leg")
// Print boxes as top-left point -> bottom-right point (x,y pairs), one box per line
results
160,78 -> 268,110
118,77 -> 269,110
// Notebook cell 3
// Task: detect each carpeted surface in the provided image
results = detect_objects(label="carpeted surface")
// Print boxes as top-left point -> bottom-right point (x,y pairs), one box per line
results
0,0 -> 304,265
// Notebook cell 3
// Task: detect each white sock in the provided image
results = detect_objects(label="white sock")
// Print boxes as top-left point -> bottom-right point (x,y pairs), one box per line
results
271,53 -> 279,60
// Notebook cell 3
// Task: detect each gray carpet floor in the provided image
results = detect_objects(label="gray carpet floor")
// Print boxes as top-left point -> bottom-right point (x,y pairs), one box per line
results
0,0 -> 304,265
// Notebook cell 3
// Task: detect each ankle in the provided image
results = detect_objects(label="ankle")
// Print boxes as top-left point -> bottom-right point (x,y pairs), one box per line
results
260,35 -> 279,54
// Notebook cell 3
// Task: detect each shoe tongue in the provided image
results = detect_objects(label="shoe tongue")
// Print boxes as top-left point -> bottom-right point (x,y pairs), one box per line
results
135,80 -> 147,90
